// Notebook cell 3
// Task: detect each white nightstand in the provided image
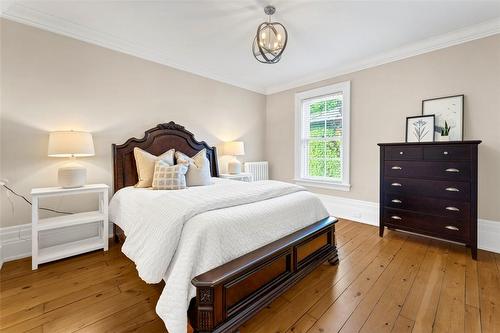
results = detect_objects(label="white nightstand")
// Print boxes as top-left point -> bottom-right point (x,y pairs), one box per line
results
31,184 -> 109,270
219,172 -> 254,182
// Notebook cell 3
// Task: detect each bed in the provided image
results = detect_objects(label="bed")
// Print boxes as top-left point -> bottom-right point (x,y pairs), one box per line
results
110,122 -> 338,333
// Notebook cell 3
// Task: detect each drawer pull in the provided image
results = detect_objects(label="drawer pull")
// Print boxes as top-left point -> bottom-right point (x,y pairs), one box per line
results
445,187 -> 460,192
399,151 -> 404,155
445,225 -> 459,231
443,151 -> 449,155
391,216 -> 402,220
391,166 -> 402,170
391,183 -> 402,187
391,199 -> 402,203
445,168 -> 460,173
445,206 -> 460,211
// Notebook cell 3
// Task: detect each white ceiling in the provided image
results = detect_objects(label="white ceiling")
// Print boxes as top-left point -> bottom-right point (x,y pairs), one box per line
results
2,1 -> 500,94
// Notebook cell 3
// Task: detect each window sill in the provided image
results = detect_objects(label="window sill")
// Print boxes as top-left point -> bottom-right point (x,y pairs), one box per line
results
294,179 -> 351,191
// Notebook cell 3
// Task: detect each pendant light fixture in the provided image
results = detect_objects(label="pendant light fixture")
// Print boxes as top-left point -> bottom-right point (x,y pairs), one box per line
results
252,5 -> 288,64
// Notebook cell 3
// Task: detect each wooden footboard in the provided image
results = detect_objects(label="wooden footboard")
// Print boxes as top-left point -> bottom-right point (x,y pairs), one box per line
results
111,124 -> 339,332
188,217 -> 338,333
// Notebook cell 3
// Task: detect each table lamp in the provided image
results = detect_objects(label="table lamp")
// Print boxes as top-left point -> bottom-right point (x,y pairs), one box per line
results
224,141 -> 245,174
48,131 -> 95,188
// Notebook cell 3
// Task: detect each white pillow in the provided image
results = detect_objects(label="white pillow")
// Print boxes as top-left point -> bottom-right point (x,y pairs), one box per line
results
175,149 -> 212,186
134,147 -> 175,188
152,160 -> 188,190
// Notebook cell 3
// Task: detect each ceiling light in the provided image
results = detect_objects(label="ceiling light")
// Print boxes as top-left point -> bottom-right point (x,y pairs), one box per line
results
252,5 -> 288,64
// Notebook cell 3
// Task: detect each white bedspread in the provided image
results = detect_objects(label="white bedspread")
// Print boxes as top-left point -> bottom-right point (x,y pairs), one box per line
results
109,178 -> 329,333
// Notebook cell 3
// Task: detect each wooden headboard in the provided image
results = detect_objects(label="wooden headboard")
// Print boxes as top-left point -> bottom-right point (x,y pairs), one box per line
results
112,122 -> 219,192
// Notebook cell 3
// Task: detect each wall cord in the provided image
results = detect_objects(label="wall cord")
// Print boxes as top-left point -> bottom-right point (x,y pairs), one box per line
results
1,184 -> 73,215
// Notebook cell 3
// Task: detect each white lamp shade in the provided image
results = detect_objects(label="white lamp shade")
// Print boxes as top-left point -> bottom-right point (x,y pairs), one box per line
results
48,131 -> 95,157
224,141 -> 245,156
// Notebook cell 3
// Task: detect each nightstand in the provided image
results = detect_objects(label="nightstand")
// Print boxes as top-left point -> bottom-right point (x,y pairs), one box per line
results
31,184 -> 109,270
219,172 -> 254,182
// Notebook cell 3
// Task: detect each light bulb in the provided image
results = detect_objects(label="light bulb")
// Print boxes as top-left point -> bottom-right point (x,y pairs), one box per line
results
277,34 -> 282,41
261,32 -> 266,39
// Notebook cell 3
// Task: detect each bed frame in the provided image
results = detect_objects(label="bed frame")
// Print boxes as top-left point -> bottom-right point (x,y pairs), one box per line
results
112,122 -> 338,333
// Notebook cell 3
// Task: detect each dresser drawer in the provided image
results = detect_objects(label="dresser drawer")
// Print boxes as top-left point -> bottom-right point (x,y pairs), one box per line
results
384,193 -> 470,219
385,146 -> 423,161
424,145 -> 471,161
383,208 -> 468,241
384,161 -> 471,181
384,177 -> 470,201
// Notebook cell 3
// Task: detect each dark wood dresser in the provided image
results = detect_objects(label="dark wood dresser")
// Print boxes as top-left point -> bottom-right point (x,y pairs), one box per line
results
378,141 -> 481,259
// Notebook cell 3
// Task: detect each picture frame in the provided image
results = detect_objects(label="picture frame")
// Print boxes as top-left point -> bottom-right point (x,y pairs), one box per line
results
422,94 -> 464,141
405,115 -> 435,143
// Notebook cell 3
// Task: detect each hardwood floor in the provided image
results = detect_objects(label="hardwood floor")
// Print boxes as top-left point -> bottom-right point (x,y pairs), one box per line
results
1,220 -> 499,332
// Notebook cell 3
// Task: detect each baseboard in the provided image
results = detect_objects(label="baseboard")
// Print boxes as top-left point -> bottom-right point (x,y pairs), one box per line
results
0,223 -> 32,265
477,218 -> 500,254
316,194 -> 379,226
317,194 -> 500,254
0,222 -> 114,266
1,197 -> 499,265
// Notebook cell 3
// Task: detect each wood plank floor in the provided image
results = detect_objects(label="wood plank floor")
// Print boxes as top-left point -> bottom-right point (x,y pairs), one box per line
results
1,220 -> 499,332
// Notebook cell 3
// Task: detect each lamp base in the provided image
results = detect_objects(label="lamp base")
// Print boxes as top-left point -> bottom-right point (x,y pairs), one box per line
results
228,160 -> 241,174
58,165 -> 87,188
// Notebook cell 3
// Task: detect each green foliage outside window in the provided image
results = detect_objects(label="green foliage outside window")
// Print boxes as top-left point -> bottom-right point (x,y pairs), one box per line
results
326,141 -> 341,158
307,96 -> 343,180
326,160 -> 341,178
326,119 -> 342,137
309,159 -> 325,177
310,98 -> 342,118
307,141 -> 342,179
310,101 -> 325,116
310,121 -> 324,138
308,140 -> 325,158
326,98 -> 342,112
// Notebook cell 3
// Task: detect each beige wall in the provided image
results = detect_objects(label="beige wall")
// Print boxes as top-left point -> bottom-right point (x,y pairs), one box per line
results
1,18 -> 499,228
0,19 -> 266,227
266,34 -> 500,221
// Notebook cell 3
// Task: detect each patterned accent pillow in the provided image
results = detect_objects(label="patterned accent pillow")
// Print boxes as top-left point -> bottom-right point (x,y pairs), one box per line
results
134,147 -> 175,188
175,149 -> 212,186
152,160 -> 188,190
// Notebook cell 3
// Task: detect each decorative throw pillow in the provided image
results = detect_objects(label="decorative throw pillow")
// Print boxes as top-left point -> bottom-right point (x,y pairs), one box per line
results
134,147 -> 175,188
175,149 -> 212,186
152,160 -> 188,190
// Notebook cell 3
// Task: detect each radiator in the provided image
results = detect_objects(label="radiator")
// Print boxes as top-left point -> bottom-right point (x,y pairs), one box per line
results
244,161 -> 269,181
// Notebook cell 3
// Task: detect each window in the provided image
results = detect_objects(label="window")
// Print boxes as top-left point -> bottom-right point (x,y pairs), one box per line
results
294,81 -> 350,191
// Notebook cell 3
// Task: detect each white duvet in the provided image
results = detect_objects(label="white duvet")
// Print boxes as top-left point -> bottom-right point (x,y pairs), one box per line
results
109,178 -> 329,333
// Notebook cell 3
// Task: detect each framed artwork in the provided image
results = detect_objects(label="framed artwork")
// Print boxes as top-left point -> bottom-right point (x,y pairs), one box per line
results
406,115 -> 435,143
422,95 -> 464,141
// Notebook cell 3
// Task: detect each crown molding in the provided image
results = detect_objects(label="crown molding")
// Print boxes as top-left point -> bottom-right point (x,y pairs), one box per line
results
1,3 -> 266,94
265,18 -> 500,95
2,3 -> 499,96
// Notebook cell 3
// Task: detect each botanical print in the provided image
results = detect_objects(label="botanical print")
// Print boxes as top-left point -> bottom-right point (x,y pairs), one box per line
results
422,95 -> 463,141
412,119 -> 430,142
406,115 -> 434,143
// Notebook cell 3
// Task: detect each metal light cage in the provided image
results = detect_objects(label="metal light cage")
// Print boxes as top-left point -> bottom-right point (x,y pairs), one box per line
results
252,6 -> 288,64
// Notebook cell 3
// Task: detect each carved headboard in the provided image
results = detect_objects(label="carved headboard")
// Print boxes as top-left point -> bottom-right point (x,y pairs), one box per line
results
112,122 -> 219,192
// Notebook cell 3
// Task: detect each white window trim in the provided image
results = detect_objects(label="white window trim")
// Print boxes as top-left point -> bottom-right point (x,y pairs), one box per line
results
294,81 -> 351,191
